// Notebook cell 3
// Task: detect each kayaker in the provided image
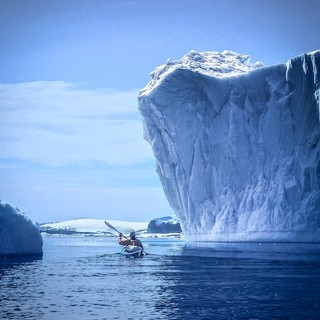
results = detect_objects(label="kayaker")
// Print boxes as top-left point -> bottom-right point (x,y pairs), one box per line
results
118,230 -> 144,249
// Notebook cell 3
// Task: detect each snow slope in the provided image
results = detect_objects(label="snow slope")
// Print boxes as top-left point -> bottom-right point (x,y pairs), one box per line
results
0,199 -> 43,256
40,219 -> 148,235
139,50 -> 320,242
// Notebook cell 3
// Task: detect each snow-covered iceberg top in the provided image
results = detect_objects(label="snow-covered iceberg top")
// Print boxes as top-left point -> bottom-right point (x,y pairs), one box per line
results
139,50 -> 320,242
140,50 -> 263,96
0,199 -> 43,256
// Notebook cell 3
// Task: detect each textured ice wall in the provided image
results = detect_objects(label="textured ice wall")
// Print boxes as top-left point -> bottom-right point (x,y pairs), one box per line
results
139,50 -> 320,242
0,199 -> 43,256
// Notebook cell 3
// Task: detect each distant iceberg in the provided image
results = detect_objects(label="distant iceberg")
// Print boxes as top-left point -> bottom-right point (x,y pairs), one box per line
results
39,218 -> 184,238
139,50 -> 320,242
0,199 -> 43,256
147,216 -> 182,234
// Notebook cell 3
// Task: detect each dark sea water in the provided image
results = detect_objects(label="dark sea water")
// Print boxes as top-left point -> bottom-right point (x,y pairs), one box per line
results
0,237 -> 320,320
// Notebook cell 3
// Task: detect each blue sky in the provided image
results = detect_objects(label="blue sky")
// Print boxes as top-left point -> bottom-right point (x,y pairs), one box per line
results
0,0 -> 319,223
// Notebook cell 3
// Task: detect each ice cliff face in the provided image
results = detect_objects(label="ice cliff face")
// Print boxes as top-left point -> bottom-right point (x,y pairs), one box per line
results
0,199 -> 43,256
138,50 -> 320,242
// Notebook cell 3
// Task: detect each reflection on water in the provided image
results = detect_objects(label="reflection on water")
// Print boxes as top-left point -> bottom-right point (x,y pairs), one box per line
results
0,237 -> 319,319
183,241 -> 320,260
0,255 -> 44,319
153,242 -> 320,319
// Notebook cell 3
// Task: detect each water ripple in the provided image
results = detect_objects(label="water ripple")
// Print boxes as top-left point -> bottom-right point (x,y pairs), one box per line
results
1,238 -> 320,319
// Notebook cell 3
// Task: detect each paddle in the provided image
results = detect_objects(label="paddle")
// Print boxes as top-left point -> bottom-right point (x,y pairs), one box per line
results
104,220 -> 149,256
104,221 -> 127,238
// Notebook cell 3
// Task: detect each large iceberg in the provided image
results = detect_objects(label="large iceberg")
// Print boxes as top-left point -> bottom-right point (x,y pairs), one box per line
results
138,50 -> 320,242
0,199 -> 43,256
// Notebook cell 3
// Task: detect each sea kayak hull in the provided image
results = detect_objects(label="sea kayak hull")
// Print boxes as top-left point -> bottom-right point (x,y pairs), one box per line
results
120,245 -> 143,258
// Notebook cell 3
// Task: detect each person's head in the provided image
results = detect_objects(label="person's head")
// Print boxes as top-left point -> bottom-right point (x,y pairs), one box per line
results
130,230 -> 136,240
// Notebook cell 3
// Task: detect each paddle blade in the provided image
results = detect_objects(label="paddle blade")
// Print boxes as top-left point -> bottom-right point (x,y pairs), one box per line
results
104,220 -> 116,231
104,220 -> 128,238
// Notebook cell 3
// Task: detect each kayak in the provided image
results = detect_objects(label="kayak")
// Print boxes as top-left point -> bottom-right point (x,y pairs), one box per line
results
121,245 -> 143,258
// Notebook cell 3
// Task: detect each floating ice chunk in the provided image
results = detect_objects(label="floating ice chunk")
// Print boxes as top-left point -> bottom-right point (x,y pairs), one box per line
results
0,199 -> 43,256
147,216 -> 182,233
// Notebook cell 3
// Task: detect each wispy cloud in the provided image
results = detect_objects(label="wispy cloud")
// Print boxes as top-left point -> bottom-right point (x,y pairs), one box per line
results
0,81 -> 151,166
0,81 -> 172,222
